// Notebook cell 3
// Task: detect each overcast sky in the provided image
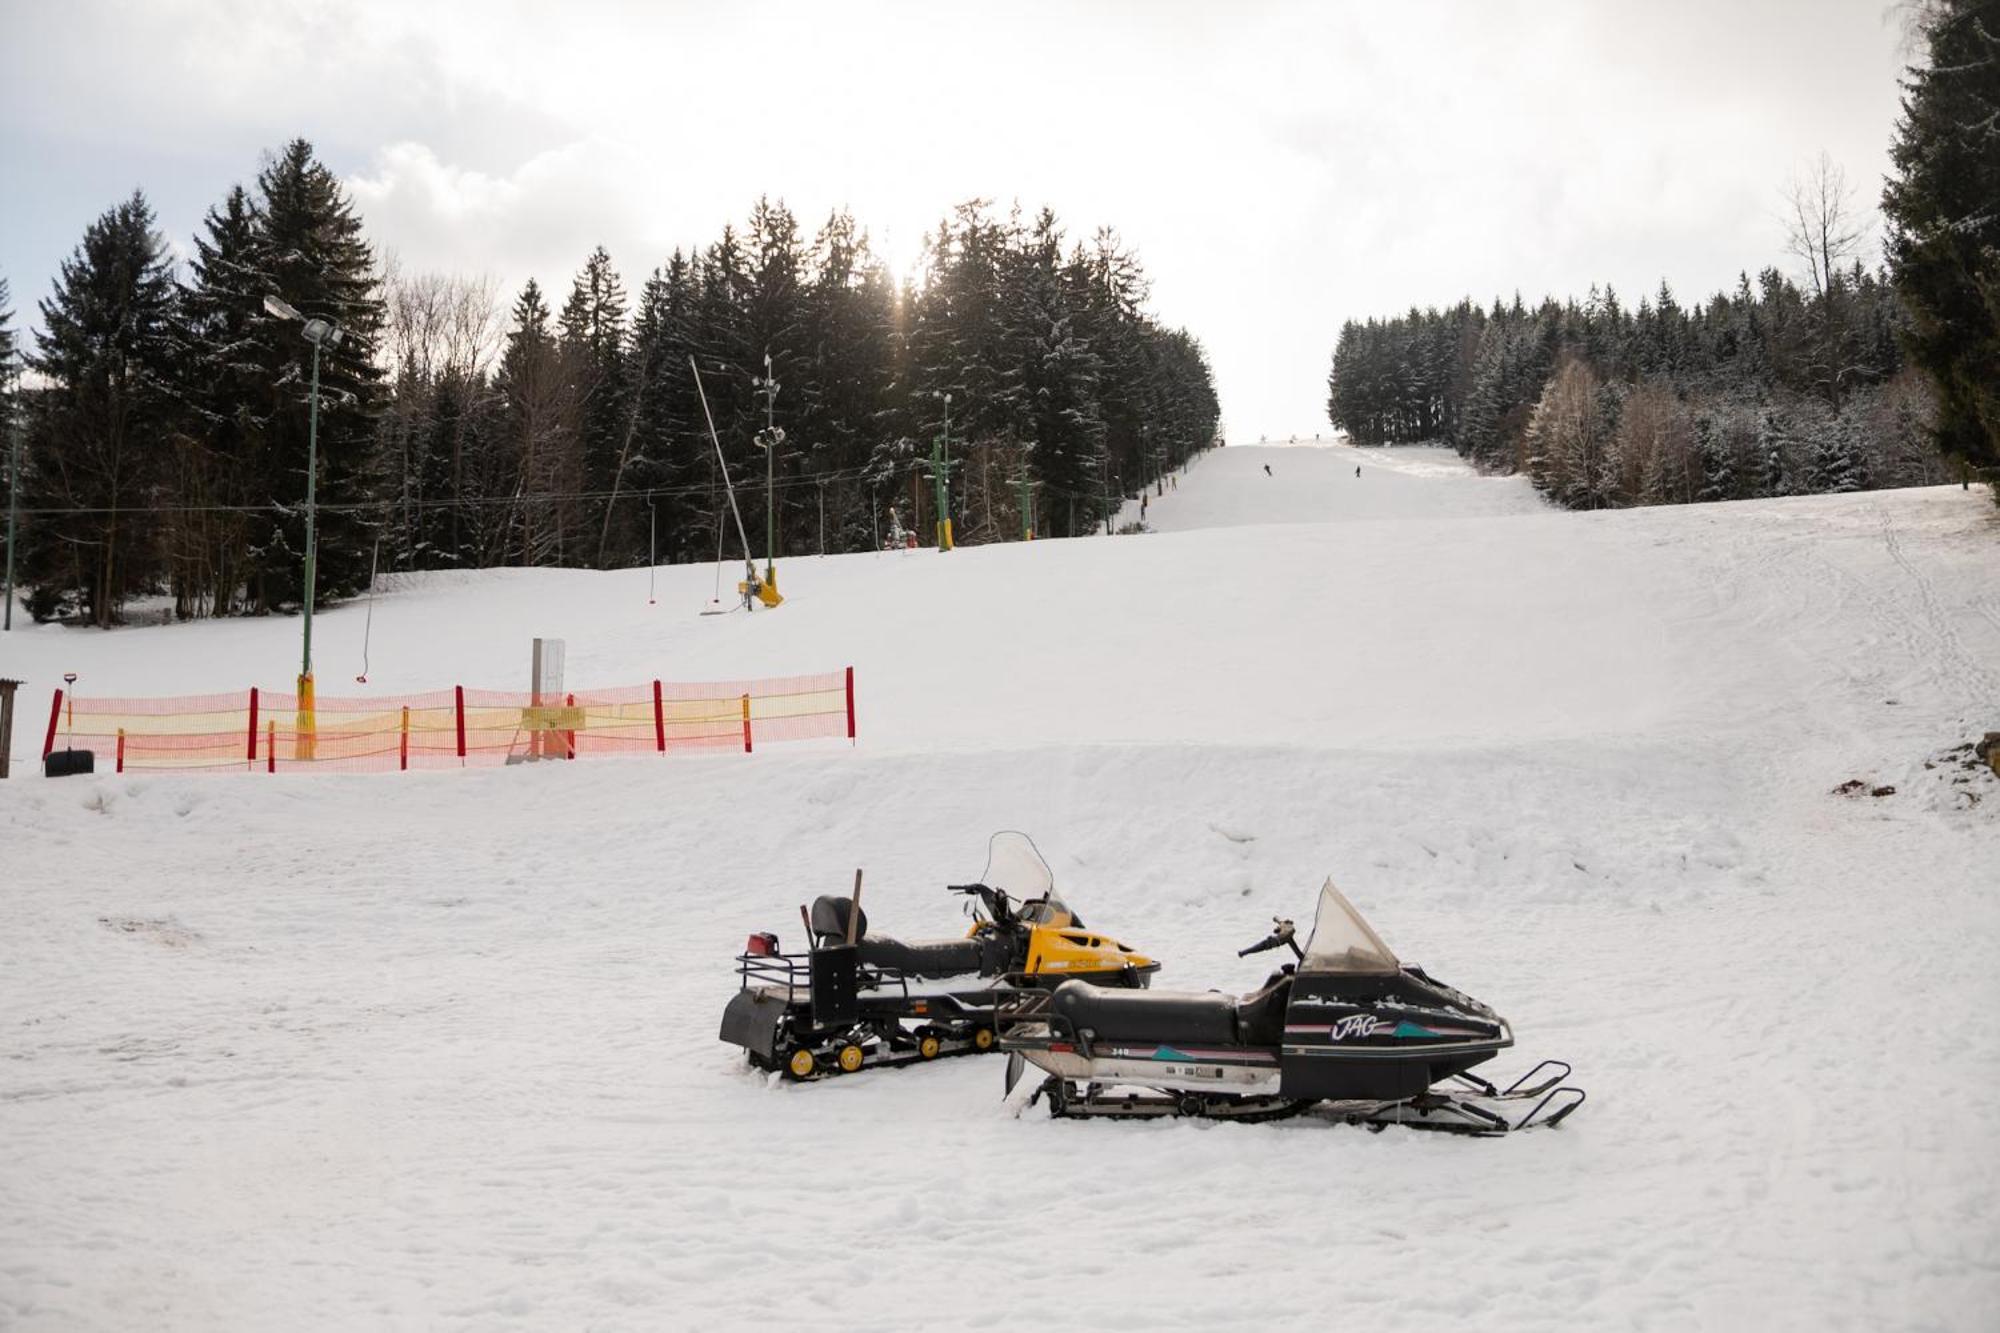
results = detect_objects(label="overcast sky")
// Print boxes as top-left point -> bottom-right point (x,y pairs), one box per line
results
2,0 -> 1910,438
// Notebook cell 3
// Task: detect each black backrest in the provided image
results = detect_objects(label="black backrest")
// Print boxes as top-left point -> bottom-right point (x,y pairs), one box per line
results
809,895 -> 867,943
1233,971 -> 1294,1047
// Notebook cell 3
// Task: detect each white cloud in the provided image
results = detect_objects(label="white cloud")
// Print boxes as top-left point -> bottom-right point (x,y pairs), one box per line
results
4,0 -> 1910,437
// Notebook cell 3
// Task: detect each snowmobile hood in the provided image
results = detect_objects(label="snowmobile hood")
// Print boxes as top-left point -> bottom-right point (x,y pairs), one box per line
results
1299,879 -> 1403,976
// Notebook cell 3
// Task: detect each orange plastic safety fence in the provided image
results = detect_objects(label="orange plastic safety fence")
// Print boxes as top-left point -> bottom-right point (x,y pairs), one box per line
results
46,669 -> 853,776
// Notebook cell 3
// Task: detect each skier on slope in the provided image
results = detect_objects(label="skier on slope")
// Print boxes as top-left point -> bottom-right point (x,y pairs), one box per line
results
1263,464 -> 1272,476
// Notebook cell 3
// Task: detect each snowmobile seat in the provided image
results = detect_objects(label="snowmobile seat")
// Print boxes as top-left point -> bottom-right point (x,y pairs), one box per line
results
1231,970 -> 1294,1048
1049,979 -> 1238,1046
856,935 -> 987,978
811,895 -> 867,944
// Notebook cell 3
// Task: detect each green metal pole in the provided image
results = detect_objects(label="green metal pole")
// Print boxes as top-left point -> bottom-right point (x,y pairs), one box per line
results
931,432 -> 947,547
301,339 -> 319,679
932,396 -> 952,550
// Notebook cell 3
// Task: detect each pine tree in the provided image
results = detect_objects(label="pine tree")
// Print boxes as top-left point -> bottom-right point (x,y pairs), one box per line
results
0,275 -> 13,385
742,198 -> 811,555
18,192 -> 179,625
411,368 -> 474,568
692,225 -> 754,555
1882,0 -> 2000,497
1002,209 -> 1104,535
174,184 -> 270,615
1757,408 -> 1796,498
801,211 -> 898,551
1,277 -> 15,583
1694,413 -> 1733,502
1071,226 -> 1150,506
494,280 -> 570,565
0,275 -> 14,439
242,139 -> 386,612
558,246 -> 629,566
1805,411 -> 1868,493
1456,330 -> 1504,465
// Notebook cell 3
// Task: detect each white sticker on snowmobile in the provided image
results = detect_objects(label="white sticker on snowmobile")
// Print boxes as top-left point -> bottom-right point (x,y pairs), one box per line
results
1326,1014 -> 1385,1041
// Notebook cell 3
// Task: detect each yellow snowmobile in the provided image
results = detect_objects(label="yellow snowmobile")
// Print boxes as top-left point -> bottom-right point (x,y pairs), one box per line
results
720,832 -> 1158,1079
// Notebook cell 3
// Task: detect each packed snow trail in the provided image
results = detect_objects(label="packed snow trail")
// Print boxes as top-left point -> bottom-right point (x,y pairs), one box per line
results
2,446 -> 1997,1331
1114,440 -> 1545,531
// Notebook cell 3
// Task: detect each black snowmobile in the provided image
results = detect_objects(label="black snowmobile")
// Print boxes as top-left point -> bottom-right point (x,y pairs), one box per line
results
720,833 -> 1159,1080
1000,878 -> 1584,1133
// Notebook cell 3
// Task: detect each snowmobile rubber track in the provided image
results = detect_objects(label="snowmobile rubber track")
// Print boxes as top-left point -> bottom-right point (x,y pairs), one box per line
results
1032,1078 -> 1310,1123
1027,1062 -> 1585,1134
775,1035 -> 992,1082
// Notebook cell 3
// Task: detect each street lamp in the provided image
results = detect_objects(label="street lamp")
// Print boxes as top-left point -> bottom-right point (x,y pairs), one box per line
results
751,351 -> 784,607
265,293 -> 344,756
932,392 -> 954,551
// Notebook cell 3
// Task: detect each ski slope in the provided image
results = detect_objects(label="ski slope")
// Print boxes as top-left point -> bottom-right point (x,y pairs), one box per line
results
1115,440 -> 1546,530
3,444 -> 1998,1331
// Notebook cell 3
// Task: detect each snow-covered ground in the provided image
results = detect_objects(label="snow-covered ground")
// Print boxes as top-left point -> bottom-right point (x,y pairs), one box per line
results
1116,440 -> 1545,530
3,443 -> 1998,1330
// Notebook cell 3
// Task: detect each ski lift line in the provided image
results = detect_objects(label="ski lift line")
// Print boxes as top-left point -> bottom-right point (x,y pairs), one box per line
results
710,497 -> 729,604
6,467 -> 885,518
8,433 -> 1214,520
356,536 -> 380,682
688,354 -> 759,586
9,453 -> 1199,520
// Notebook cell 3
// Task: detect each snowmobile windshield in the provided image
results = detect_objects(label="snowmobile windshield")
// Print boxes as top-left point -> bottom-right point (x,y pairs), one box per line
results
980,831 -> 1056,904
1299,879 -> 1402,976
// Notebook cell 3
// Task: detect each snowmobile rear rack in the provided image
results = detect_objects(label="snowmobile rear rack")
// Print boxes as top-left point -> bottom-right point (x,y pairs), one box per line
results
722,940 -> 1006,1080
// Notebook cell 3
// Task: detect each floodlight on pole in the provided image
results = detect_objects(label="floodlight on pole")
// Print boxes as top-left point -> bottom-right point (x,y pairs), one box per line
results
932,392 -> 954,552
265,291 -> 343,759
750,351 -> 784,607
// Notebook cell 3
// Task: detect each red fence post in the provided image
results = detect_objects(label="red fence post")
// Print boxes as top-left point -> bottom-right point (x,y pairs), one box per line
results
455,686 -> 466,762
116,728 -> 126,774
845,666 -> 856,742
741,693 -> 752,753
565,691 -> 577,760
653,680 -> 666,754
42,689 -> 62,761
400,706 -> 410,772
266,720 -> 276,774
247,687 -> 260,764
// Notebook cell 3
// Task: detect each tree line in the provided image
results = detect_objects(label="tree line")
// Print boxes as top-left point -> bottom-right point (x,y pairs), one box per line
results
0,140 -> 1220,627
1327,0 -> 1998,512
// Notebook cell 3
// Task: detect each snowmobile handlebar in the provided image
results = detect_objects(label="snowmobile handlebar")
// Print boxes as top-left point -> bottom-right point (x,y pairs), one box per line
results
1238,917 -> 1302,960
947,882 -> 1015,923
